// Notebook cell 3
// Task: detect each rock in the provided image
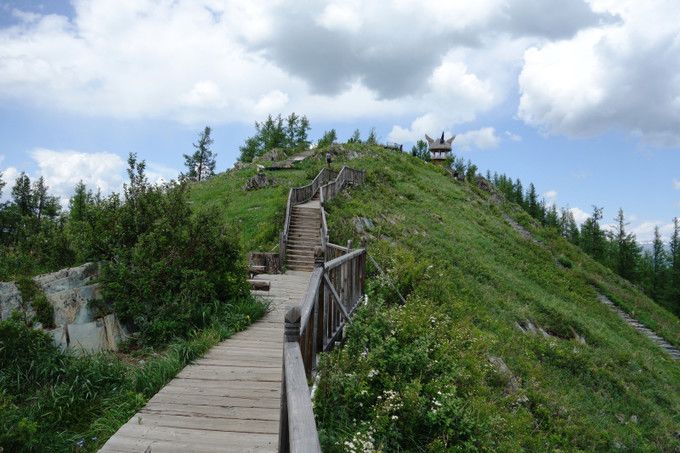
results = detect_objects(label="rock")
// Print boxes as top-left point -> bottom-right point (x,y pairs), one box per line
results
476,176 -> 492,191
0,282 -> 25,320
254,148 -> 286,163
34,262 -> 101,325
243,172 -> 275,191
489,356 -> 522,395
67,320 -> 108,354
353,217 -> 374,233
103,313 -> 128,352
48,325 -> 69,351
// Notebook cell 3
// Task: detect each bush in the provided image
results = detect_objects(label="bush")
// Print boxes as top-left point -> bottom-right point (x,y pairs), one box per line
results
101,182 -> 250,346
16,276 -> 54,328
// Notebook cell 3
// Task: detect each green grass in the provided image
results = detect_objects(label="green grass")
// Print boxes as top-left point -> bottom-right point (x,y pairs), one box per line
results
295,145 -> 680,451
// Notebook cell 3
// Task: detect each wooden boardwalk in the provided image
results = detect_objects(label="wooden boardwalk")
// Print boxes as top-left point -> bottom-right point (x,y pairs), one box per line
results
100,271 -> 312,453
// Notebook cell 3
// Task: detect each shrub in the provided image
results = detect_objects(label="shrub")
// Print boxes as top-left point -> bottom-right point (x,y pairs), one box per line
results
101,183 -> 250,346
16,276 -> 54,328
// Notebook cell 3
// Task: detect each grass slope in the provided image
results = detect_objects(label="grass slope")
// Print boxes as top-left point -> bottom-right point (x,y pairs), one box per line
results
192,145 -> 679,451
307,146 -> 680,451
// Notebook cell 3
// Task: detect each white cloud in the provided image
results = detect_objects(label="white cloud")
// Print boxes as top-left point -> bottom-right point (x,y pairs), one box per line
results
30,149 -> 126,205
631,221 -> 675,243
316,2 -> 363,33
0,166 -> 20,201
518,0 -> 680,145
569,206 -> 590,224
504,130 -> 522,141
673,179 -> 680,190
543,190 -> 558,206
455,127 -> 500,151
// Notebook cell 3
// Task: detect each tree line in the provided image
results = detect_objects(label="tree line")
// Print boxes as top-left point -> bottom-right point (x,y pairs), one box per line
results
490,171 -> 680,316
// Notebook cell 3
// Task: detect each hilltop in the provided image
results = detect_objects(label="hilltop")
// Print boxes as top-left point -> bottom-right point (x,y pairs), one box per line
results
191,143 -> 680,451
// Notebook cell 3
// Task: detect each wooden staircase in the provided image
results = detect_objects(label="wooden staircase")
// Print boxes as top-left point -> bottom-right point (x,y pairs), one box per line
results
286,192 -> 321,272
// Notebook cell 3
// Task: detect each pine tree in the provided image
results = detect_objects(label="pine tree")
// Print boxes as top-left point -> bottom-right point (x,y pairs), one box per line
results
526,183 -> 539,218
32,176 -> 60,222
366,127 -> 378,145
12,172 -> 32,216
612,208 -> 639,281
69,181 -> 92,223
294,115 -> 311,149
513,179 -> 524,206
285,112 -> 299,148
347,129 -> 362,144
580,206 -> 606,263
545,204 -> 559,229
184,126 -> 217,182
668,217 -> 680,313
651,225 -> 667,301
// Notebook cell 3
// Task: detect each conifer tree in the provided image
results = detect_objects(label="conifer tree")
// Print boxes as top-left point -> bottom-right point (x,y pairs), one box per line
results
526,183 -> 539,218
580,206 -> 606,263
348,129 -> 362,144
514,179 -> 524,205
651,226 -> 667,301
184,126 -> 217,182
612,208 -> 639,281
69,181 -> 92,223
12,172 -> 32,216
366,127 -> 378,145
668,217 -> 680,312
32,176 -> 60,222
0,171 -> 5,199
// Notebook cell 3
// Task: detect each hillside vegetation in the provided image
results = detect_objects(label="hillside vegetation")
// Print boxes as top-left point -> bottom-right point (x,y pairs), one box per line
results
191,144 -> 679,451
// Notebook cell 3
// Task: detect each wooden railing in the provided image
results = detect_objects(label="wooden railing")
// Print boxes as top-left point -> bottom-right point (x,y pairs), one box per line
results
280,168 -> 337,263
279,247 -> 367,453
319,166 -> 366,259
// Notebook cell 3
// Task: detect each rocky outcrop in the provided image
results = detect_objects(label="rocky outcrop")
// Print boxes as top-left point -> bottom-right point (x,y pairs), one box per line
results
0,262 -> 127,354
243,172 -> 275,191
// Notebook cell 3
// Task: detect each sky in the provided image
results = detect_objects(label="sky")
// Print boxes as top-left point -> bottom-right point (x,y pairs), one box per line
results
1,0 -> 679,242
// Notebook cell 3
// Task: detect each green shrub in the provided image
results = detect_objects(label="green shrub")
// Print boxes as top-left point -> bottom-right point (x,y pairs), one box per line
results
101,183 -> 250,347
15,276 -> 54,328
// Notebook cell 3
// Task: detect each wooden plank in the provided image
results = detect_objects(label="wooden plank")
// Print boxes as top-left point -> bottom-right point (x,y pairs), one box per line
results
124,413 -> 279,435
283,342 -> 321,453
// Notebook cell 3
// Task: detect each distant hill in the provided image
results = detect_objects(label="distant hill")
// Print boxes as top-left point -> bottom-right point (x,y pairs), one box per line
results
191,144 -> 680,451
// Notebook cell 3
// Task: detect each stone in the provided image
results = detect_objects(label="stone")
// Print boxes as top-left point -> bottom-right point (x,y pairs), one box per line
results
67,320 -> 108,354
243,172 -> 275,191
0,282 -> 24,321
353,217 -> 375,233
48,325 -> 69,351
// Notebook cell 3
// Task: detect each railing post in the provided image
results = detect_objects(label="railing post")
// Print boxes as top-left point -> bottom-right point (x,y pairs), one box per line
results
279,307 -> 301,453
312,247 -> 324,371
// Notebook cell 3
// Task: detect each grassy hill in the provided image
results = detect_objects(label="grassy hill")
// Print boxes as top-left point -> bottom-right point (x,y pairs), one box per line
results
191,145 -> 680,451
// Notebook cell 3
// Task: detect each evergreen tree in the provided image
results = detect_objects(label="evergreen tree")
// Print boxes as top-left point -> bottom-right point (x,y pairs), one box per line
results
611,208 -> 639,281
526,183 -> 539,218
69,181 -> 93,223
12,172 -> 32,216
668,217 -> 680,312
651,226 -> 668,301
513,179 -> 524,206
559,208 -> 580,244
347,129 -> 362,144
318,129 -> 337,148
0,171 -> 5,199
31,177 -> 60,222
580,206 -> 606,263
545,204 -> 559,229
366,127 -> 378,145
184,126 -> 217,182
294,115 -> 311,149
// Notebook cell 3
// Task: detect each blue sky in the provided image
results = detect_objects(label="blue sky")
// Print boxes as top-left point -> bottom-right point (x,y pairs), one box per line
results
1,0 -> 679,242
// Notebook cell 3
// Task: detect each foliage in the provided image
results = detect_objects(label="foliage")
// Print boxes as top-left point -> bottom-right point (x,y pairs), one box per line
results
347,129 -> 362,144
183,126 -> 217,181
15,276 -> 54,328
318,128 -> 338,148
410,139 -> 429,161
238,113 -> 310,162
102,183 -> 250,345
366,127 -> 378,145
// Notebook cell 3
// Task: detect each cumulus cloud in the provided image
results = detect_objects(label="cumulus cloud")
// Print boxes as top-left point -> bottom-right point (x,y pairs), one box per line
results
0,0 -> 609,132
543,190 -> 558,206
569,206 -> 590,224
631,221 -> 676,243
518,0 -> 680,145
455,127 -> 501,151
30,149 -> 126,205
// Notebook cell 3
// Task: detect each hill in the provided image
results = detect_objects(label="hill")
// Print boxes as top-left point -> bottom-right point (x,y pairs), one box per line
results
192,144 -> 680,451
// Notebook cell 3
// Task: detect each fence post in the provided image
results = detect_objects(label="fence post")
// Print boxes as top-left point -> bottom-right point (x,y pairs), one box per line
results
279,307 -> 301,453
312,248 -> 324,371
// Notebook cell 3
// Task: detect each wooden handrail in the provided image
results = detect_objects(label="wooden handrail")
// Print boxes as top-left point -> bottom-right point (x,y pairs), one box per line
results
280,248 -> 367,453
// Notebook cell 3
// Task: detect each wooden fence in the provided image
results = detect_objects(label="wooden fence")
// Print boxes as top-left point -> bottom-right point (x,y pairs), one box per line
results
279,247 -> 367,453
278,165 -> 367,453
